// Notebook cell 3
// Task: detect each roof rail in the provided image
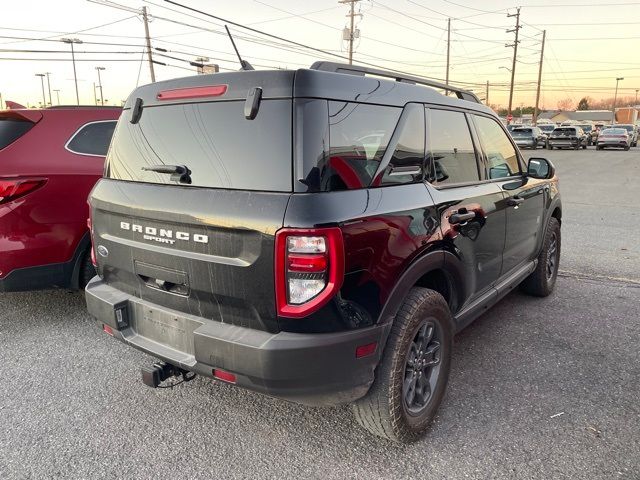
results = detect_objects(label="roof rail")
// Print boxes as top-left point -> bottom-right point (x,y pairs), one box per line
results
310,61 -> 481,104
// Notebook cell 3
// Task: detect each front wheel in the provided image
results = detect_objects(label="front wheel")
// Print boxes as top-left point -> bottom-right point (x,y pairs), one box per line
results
625,145 -> 630,151
521,217 -> 561,297
352,288 -> 453,443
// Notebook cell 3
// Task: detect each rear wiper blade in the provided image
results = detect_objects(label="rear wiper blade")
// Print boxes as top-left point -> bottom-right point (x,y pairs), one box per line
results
142,164 -> 192,184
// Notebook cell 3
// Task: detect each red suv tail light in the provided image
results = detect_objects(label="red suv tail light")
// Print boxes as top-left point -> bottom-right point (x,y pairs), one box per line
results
0,177 -> 47,205
87,208 -> 97,268
275,227 -> 344,318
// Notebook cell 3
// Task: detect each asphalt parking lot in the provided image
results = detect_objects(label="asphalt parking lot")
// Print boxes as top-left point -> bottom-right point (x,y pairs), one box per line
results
1,147 -> 639,479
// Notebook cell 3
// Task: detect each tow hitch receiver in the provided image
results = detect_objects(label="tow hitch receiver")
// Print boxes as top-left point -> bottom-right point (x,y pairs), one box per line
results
141,362 -> 195,388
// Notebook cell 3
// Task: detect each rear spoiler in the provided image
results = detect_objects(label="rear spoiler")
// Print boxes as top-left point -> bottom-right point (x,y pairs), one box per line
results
0,109 -> 43,123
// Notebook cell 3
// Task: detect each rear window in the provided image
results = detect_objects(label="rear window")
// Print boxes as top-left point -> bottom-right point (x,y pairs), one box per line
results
107,100 -> 292,192
553,128 -> 576,134
66,120 -> 117,156
0,118 -> 34,150
512,128 -> 532,135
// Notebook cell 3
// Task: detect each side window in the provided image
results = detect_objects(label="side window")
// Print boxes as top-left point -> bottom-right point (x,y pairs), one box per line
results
427,109 -> 479,185
381,104 -> 425,186
473,115 -> 520,179
328,102 -> 400,190
66,120 -> 117,156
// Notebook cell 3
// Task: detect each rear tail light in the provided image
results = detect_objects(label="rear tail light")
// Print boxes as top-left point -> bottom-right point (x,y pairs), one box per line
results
87,204 -> 97,267
275,228 -> 344,318
0,177 -> 46,205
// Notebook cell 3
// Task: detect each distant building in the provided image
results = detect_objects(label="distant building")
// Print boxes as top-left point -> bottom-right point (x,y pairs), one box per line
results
615,107 -> 639,124
538,110 -> 613,124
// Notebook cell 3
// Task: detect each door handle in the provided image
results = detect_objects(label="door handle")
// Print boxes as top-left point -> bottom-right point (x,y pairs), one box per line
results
449,211 -> 476,224
506,196 -> 524,207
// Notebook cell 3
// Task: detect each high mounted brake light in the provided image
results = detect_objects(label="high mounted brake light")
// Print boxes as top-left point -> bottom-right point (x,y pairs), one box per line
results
0,177 -> 46,205
156,84 -> 228,101
275,227 -> 344,318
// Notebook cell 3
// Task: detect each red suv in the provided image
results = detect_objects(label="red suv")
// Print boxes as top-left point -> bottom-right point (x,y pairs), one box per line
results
0,105 -> 121,292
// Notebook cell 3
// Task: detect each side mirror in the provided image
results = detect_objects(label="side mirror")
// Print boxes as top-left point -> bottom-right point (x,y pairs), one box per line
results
527,157 -> 555,179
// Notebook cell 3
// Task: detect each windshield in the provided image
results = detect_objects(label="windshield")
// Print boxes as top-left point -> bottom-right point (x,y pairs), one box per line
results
601,128 -> 626,135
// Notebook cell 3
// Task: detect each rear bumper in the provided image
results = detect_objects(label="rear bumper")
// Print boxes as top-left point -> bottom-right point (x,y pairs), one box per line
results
549,139 -> 579,147
597,141 -> 629,148
85,278 -> 388,406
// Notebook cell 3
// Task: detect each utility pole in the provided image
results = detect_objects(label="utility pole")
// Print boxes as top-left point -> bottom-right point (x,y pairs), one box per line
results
93,82 -> 98,105
533,30 -> 546,126
45,72 -> 52,106
446,18 -> 451,86
505,7 -> 521,125
95,66 -> 105,106
61,38 -> 82,105
485,81 -> 489,105
635,89 -> 638,105
142,7 -> 156,82
35,74 -> 47,107
339,0 -> 361,64
0,92 -> 3,110
53,89 -> 60,105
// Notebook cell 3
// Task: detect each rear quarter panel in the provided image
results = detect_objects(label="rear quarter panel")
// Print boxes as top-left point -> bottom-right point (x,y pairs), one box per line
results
0,109 -> 120,277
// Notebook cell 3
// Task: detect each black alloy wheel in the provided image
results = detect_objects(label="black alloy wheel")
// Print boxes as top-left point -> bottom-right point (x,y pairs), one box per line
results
403,320 -> 442,415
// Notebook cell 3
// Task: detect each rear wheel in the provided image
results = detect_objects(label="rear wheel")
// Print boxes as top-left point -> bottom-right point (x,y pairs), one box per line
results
521,217 -> 561,297
352,288 -> 453,443
78,248 -> 96,289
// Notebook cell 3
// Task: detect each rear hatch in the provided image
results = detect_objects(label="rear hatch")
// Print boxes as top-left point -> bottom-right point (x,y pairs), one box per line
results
90,71 -> 295,333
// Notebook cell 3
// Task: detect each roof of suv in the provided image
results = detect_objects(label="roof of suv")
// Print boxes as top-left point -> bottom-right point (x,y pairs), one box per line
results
122,62 -> 494,115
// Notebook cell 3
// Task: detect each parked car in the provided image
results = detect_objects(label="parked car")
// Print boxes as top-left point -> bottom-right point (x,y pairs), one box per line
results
547,126 -> 588,150
510,126 -> 548,149
576,123 -> 597,146
603,124 -> 638,147
537,124 -> 556,137
0,105 -> 121,292
85,62 -> 561,443
596,127 -> 632,150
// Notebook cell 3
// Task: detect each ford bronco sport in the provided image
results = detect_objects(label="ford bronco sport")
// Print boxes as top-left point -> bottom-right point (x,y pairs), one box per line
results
85,62 -> 562,442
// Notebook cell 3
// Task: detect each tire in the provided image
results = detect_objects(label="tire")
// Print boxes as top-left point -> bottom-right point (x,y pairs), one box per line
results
78,248 -> 96,289
520,217 -> 561,297
548,145 -> 553,150
596,146 -> 603,150
352,288 -> 453,443
624,145 -> 630,151
582,143 -> 587,149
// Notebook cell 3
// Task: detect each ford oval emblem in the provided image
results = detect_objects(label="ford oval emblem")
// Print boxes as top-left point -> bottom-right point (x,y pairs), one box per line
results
97,245 -> 109,257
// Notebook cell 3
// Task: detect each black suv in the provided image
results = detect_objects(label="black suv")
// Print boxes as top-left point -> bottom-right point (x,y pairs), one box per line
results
548,126 -> 588,150
85,62 -> 562,442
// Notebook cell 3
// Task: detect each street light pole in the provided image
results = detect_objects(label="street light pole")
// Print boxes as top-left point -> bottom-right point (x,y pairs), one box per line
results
613,77 -> 624,124
35,74 -> 46,107
95,66 -> 105,106
53,89 -> 61,105
61,38 -> 83,105
45,72 -> 52,106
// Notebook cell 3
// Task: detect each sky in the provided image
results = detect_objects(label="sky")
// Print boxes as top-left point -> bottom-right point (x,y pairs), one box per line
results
1,0 -> 639,110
